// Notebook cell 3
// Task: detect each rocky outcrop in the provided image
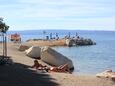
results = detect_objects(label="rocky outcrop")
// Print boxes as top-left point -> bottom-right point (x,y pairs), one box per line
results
41,47 -> 74,69
66,38 -> 96,47
18,45 -> 30,51
76,38 -> 95,45
66,39 -> 74,47
25,46 -> 41,59
96,70 -> 115,81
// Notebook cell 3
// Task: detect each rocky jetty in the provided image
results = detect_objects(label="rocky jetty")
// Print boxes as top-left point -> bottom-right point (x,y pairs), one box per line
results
26,37 -> 96,47
66,38 -> 96,47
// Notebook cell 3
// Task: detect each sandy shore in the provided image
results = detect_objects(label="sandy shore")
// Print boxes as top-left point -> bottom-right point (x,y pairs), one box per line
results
0,43 -> 115,86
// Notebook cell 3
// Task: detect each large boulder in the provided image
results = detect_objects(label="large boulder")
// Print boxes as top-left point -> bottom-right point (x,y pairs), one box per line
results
41,47 -> 74,69
18,45 -> 30,51
25,46 -> 41,59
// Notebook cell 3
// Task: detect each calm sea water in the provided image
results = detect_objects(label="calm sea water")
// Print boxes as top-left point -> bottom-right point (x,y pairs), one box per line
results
8,30 -> 115,75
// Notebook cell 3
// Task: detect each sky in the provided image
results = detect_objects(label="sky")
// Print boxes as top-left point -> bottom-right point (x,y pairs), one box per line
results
0,0 -> 115,31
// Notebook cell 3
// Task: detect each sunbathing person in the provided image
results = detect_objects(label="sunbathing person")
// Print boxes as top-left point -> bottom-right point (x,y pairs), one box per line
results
31,60 -> 71,73
31,60 -> 47,69
49,64 -> 71,73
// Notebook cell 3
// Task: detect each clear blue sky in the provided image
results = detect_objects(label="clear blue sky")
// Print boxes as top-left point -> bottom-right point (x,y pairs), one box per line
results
0,0 -> 115,31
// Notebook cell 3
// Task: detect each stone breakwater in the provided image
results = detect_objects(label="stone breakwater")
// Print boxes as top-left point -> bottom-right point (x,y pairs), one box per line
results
66,38 -> 96,47
25,38 -> 96,47
25,39 -> 66,47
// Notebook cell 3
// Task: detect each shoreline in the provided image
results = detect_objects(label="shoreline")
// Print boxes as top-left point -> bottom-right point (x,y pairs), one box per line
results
0,42 -> 114,86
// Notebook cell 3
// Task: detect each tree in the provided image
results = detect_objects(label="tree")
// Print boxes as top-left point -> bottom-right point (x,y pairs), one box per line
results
0,18 -> 9,57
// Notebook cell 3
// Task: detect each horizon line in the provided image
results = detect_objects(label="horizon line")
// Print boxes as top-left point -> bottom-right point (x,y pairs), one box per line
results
8,29 -> 115,32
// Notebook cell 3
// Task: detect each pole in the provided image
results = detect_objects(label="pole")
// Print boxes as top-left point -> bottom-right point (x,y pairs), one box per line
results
4,33 -> 7,56
2,33 -> 5,57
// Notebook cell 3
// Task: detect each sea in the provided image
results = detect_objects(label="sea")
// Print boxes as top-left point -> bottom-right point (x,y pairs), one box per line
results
7,30 -> 115,75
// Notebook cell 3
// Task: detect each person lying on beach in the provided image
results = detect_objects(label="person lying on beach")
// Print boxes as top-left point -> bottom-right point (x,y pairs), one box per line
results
31,60 -> 47,69
31,60 -> 71,73
48,64 -> 71,73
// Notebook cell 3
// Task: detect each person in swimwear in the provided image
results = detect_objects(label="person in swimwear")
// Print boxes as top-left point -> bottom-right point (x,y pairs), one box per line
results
31,60 -> 46,69
49,64 -> 71,73
31,60 -> 71,73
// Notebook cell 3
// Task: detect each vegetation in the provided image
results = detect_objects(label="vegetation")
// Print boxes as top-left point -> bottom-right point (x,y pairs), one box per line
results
0,18 -> 9,57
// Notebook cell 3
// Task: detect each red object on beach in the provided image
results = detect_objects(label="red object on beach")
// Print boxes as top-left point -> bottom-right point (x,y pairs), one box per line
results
10,33 -> 21,42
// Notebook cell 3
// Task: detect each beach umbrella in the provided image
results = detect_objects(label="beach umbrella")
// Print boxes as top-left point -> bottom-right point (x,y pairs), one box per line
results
0,18 -> 9,57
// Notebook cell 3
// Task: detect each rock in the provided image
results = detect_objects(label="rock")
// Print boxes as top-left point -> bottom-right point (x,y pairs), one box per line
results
25,46 -> 41,59
93,42 -> 96,45
66,39 -> 74,47
18,45 -> 30,51
87,39 -> 93,45
96,70 -> 115,80
41,47 -> 74,69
